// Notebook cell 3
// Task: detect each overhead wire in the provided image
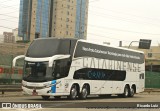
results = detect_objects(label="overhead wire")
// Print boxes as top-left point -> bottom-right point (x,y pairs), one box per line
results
0,0 -> 14,4
0,0 -> 160,42
0,11 -> 160,43
89,4 -> 160,22
89,10 -> 160,28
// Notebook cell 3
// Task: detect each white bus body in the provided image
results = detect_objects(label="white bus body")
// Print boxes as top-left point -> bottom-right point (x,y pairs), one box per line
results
13,38 -> 145,100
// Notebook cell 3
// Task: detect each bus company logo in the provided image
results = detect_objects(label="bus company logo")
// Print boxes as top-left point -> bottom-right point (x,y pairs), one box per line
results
2,103 -> 11,108
1,103 -> 42,109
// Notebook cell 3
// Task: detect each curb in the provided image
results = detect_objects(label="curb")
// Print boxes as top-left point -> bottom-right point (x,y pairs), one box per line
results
144,89 -> 160,92
1,88 -> 160,97
0,91 -> 31,97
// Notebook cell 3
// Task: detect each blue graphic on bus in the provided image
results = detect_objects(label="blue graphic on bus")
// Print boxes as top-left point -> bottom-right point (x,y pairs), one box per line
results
51,80 -> 56,93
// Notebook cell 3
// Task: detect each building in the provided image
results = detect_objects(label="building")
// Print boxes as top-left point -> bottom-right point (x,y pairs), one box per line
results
18,0 -> 89,41
2,29 -> 22,43
12,28 -> 22,42
126,46 -> 160,65
3,32 -> 14,43
0,34 -> 4,43
127,46 -> 160,59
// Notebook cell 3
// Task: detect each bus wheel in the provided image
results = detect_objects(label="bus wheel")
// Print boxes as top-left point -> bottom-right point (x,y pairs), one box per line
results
118,85 -> 129,98
129,86 -> 135,97
54,96 -> 61,99
41,96 -> 50,100
122,85 -> 129,98
80,85 -> 88,99
69,85 -> 78,100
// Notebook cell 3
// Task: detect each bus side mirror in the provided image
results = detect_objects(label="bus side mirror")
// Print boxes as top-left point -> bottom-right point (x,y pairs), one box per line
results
13,55 -> 25,67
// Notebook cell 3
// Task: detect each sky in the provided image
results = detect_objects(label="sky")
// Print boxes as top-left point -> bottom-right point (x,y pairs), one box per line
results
0,0 -> 160,46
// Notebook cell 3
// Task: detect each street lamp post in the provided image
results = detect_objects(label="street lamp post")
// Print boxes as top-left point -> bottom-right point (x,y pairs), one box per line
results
128,41 -> 138,48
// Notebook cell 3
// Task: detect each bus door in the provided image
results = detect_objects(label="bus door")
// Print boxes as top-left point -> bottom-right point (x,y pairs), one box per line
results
51,58 -> 71,93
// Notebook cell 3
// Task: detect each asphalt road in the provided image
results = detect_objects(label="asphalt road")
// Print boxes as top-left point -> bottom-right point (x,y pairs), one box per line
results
0,93 -> 160,111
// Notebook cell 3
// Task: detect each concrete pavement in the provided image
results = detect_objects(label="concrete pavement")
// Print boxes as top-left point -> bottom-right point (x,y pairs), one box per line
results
0,88 -> 160,97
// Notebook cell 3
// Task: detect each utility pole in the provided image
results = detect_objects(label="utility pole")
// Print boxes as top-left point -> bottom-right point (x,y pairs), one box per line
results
79,0 -> 82,39
119,41 -> 122,47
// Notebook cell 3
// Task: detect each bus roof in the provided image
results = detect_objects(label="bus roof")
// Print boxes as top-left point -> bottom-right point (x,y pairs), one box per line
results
26,38 -> 77,58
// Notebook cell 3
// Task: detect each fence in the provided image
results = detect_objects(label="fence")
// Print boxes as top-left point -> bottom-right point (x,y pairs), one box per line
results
145,62 -> 160,88
0,42 -> 29,84
145,71 -> 160,88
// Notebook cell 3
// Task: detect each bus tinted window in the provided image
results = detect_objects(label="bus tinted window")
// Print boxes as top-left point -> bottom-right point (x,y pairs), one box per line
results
52,58 -> 71,79
73,68 -> 126,81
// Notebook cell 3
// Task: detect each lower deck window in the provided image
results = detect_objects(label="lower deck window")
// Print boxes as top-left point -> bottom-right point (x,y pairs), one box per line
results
73,68 -> 126,81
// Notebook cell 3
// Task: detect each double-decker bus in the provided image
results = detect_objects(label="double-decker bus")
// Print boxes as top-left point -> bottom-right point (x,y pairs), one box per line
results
13,38 -> 145,100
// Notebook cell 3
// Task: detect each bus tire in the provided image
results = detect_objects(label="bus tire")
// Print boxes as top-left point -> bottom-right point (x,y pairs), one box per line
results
79,85 -> 88,99
41,96 -> 50,100
122,85 -> 129,98
118,85 -> 129,98
68,85 -> 78,100
129,86 -> 135,97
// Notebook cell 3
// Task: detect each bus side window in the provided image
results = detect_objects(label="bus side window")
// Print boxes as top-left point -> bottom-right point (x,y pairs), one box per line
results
52,59 -> 71,79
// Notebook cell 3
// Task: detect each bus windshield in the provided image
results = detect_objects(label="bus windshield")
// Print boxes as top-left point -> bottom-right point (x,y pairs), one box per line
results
24,62 -> 48,79
23,58 -> 71,82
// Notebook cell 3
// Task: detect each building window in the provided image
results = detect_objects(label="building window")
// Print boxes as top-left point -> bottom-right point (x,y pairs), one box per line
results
148,53 -> 152,58
66,25 -> 69,28
66,18 -> 69,22
67,11 -> 69,15
68,0 -> 70,2
66,31 -> 68,35
35,33 -> 39,39
67,5 -> 70,9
